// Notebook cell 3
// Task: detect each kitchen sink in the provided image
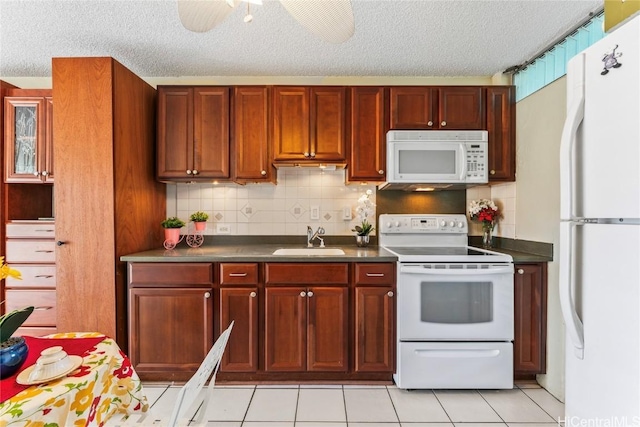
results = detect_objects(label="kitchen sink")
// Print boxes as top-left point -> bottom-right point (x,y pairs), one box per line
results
272,248 -> 346,256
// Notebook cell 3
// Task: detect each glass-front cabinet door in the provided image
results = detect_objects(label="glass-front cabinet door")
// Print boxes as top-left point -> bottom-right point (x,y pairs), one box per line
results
4,96 -> 53,183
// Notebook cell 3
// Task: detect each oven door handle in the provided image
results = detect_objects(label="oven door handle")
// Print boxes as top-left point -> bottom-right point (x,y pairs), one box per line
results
400,265 -> 514,275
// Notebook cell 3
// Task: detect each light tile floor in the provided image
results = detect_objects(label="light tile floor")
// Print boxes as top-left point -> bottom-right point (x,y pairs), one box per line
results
141,382 -> 563,426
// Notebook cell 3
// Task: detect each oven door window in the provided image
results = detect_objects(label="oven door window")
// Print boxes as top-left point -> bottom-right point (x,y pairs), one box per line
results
420,280 -> 493,324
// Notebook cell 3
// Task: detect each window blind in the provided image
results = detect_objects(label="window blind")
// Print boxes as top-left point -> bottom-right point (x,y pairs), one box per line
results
514,13 -> 605,101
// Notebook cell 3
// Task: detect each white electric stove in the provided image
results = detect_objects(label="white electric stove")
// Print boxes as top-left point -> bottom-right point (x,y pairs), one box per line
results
379,214 -> 514,389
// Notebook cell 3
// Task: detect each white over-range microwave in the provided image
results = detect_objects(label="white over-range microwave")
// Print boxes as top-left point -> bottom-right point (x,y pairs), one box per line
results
378,130 -> 489,191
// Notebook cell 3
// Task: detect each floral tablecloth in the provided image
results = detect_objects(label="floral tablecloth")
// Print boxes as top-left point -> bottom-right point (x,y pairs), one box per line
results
0,332 -> 148,427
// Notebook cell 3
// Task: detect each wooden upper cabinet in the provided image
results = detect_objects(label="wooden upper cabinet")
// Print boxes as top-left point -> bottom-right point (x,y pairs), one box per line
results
273,86 -> 346,162
486,86 -> 516,182
233,86 -> 274,183
348,87 -> 387,182
4,90 -> 54,183
157,86 -> 230,181
390,86 -> 485,130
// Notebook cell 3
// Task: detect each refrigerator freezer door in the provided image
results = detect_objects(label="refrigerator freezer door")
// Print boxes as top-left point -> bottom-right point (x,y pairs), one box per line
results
564,223 -> 640,421
576,16 -> 640,219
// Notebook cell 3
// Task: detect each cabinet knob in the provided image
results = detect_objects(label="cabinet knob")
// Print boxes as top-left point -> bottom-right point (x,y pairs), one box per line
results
250,291 -> 257,298
303,152 -> 310,158
42,171 -> 49,176
56,241 -> 65,246
300,291 -> 307,297
387,291 -> 394,297
378,170 -> 384,175
490,170 -> 496,175
517,269 -> 524,275
186,170 -> 192,175
427,121 -> 433,127
204,292 -> 211,298
33,171 -> 40,176
441,121 -> 447,127
307,291 -> 314,297
261,170 -> 267,176
192,169 -> 199,175
310,152 -> 316,158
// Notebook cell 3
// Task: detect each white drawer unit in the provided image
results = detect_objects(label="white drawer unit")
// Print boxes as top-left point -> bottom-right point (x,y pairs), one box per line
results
4,220 -> 57,336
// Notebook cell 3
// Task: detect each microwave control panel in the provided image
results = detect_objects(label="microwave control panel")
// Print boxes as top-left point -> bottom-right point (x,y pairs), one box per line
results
465,142 -> 487,181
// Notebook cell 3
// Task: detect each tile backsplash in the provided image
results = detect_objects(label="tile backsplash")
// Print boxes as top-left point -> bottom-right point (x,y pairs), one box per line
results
167,168 -> 377,236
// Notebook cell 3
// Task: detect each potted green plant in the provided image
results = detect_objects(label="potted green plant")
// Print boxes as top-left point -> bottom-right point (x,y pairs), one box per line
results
190,211 -> 209,231
161,217 -> 186,246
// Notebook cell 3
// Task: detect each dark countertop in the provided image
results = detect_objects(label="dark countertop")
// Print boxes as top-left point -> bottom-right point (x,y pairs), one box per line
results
469,236 -> 553,263
120,243 -> 398,263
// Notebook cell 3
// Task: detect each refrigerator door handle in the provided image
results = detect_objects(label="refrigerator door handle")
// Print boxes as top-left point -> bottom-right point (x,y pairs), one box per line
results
559,221 -> 585,359
559,93 -> 585,221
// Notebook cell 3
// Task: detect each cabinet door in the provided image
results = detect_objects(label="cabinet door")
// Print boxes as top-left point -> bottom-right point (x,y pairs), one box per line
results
389,87 -> 436,129
43,96 -> 54,182
355,287 -> 395,372
348,87 -> 387,182
514,263 -> 547,375
233,86 -> 273,182
273,87 -> 309,160
193,87 -> 230,179
265,287 -> 307,371
310,87 -> 346,161
4,97 -> 47,183
219,287 -> 259,372
438,87 -> 485,129
128,287 -> 214,378
157,87 -> 193,179
486,86 -> 516,181
307,287 -> 348,372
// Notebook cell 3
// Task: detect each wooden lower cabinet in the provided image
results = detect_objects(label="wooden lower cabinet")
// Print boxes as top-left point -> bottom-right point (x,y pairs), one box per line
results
128,261 -> 396,382
219,287 -> 259,372
514,263 -> 547,378
265,286 -> 348,372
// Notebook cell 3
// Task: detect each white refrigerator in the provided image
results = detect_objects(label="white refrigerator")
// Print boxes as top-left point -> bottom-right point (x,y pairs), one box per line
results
560,14 -> 640,423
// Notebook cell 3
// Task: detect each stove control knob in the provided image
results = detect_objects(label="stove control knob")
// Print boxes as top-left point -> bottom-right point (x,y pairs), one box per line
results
386,222 -> 393,228
440,220 -> 446,227
457,221 -> 465,228
394,221 -> 400,228
449,221 -> 455,227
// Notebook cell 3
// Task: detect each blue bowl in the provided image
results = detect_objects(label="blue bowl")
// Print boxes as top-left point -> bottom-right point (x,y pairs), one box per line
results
0,336 -> 29,379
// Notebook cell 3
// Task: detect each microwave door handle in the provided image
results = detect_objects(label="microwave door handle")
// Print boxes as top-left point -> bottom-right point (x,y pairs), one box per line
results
458,144 -> 468,181
400,265 -> 514,275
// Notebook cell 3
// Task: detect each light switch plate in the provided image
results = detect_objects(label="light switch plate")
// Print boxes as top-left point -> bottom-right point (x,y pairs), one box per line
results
310,205 -> 320,220
343,206 -> 352,220
216,224 -> 231,234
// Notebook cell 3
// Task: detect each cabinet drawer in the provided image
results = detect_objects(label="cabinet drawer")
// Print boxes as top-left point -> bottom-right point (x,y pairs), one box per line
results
220,263 -> 258,285
265,263 -> 348,285
4,264 -> 56,289
6,221 -> 55,238
6,240 -> 56,263
354,263 -> 395,286
4,290 -> 57,326
128,262 -> 214,287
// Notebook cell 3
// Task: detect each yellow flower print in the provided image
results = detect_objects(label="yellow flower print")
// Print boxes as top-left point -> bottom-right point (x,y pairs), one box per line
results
112,377 -> 134,396
70,380 -> 95,413
96,397 -> 113,425
16,387 -> 44,399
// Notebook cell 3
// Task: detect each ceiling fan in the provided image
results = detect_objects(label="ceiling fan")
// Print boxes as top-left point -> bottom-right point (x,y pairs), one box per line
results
177,0 -> 355,43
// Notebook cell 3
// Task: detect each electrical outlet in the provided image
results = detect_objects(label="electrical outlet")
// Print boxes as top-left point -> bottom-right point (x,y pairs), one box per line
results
343,206 -> 352,220
310,205 -> 320,220
216,224 -> 231,234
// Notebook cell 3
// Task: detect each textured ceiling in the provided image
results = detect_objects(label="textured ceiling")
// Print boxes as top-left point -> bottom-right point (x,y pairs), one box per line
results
0,0 -> 603,78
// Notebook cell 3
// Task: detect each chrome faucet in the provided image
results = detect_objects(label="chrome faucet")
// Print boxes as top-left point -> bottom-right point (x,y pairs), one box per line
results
307,226 -> 326,248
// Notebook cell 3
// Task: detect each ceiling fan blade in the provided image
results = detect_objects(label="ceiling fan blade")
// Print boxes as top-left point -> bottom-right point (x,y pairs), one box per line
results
177,0 -> 239,33
279,0 -> 354,44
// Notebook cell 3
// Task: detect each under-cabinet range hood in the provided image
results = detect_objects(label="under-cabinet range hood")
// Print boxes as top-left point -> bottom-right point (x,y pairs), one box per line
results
272,162 -> 346,170
379,130 -> 489,191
